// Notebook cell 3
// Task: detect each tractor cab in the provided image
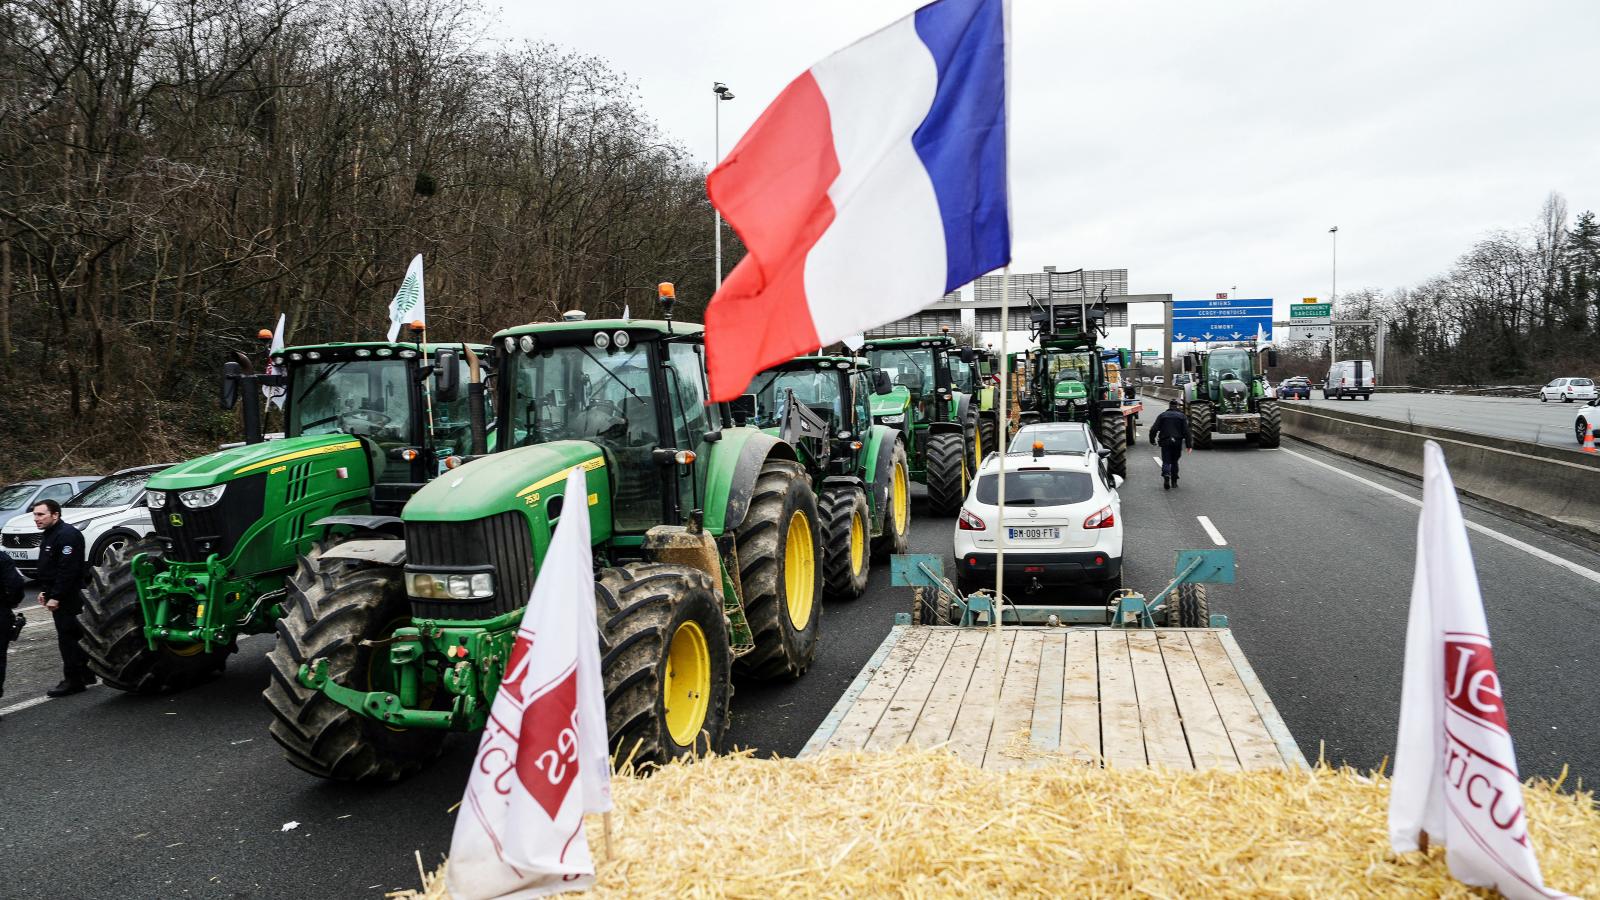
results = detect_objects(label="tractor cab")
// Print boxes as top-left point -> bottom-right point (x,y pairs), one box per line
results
737,355 -> 884,480
862,335 -> 972,427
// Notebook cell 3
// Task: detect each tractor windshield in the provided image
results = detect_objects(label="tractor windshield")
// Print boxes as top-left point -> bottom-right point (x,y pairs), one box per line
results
1046,352 -> 1094,384
1208,350 -> 1252,383
508,345 -> 659,450
867,348 -> 934,398
744,369 -> 844,429
289,359 -> 417,445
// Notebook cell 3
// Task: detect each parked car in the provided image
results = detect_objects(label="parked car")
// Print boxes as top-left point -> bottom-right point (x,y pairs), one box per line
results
1,464 -> 171,576
955,423 -> 1123,597
1322,359 -> 1376,400
0,475 -> 104,523
1576,398 -> 1600,445
1541,377 -> 1597,403
1278,377 -> 1311,400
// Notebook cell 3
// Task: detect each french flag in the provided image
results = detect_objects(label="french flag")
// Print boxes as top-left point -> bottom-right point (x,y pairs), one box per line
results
705,0 -> 1011,401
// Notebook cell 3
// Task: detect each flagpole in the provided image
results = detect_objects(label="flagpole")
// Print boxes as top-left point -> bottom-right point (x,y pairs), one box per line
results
994,266 -> 1009,702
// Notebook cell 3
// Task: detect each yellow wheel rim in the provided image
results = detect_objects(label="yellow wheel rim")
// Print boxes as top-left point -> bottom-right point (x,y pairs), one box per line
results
784,509 -> 816,630
165,641 -> 204,658
849,507 -> 866,576
663,620 -> 711,747
892,462 -> 910,535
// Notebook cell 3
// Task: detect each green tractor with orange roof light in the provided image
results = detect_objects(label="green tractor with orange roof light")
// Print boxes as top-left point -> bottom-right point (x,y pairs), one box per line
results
80,328 -> 491,694
265,290 -> 825,782
861,333 -> 984,518
733,354 -> 911,600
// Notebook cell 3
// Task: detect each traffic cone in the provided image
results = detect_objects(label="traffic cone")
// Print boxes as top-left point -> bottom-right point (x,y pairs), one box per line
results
1585,423 -> 1598,454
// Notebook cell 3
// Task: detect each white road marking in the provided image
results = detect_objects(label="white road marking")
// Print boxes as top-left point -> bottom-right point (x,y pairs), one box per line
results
1152,456 -> 1162,464
1282,448 -> 1600,586
1196,515 -> 1227,546
0,695 -> 51,716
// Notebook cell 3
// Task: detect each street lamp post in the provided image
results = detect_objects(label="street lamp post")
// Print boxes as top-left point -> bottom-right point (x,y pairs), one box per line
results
713,82 -> 735,290
1329,225 -> 1339,366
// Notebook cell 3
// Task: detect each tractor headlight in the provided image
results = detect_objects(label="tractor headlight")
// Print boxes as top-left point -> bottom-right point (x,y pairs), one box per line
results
405,571 -> 495,600
145,490 -> 167,509
879,414 -> 904,424
179,485 -> 226,508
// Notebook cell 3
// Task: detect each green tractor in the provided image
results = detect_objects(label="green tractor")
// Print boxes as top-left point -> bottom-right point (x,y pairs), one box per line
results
735,355 -> 911,599
861,335 -> 984,518
1181,345 -> 1281,449
79,338 -> 489,694
1017,297 -> 1140,478
951,345 -> 1009,458
265,311 -> 825,781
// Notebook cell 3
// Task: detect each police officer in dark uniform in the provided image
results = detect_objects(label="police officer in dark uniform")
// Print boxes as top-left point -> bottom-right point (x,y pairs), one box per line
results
1147,399 -> 1192,490
1,550 -> 27,718
30,499 -> 96,696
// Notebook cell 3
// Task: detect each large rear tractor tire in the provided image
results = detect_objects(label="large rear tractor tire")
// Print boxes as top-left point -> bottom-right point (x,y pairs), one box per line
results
264,535 -> 445,782
978,415 -> 999,464
924,432 -> 969,518
1099,413 -> 1129,478
1187,401 -> 1215,449
872,440 -> 912,561
820,485 -> 871,600
1168,584 -> 1210,628
1257,399 -> 1281,448
733,458 -> 822,681
80,538 -> 230,694
597,563 -> 732,769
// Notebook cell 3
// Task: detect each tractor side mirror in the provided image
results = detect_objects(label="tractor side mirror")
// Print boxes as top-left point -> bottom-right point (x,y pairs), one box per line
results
729,393 -> 757,426
872,370 -> 894,395
1182,356 -> 1194,373
221,361 -> 242,410
959,347 -> 977,364
432,348 -> 460,402
1267,349 -> 1280,368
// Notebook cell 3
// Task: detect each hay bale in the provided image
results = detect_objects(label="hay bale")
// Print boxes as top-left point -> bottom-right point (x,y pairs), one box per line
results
395,748 -> 1599,898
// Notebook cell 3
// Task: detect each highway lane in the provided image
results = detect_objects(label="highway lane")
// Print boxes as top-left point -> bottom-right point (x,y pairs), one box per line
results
1290,392 -> 1596,450
3,445 -> 1597,897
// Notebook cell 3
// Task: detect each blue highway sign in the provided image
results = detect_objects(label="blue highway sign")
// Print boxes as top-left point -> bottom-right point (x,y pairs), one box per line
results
1172,298 -> 1273,342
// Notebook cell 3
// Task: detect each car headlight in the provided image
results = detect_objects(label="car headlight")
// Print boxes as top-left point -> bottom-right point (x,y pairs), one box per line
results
406,571 -> 495,600
178,485 -> 226,508
879,414 -> 904,424
145,490 -> 167,509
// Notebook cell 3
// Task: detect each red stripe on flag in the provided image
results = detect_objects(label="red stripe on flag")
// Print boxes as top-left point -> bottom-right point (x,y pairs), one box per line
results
705,71 -> 839,401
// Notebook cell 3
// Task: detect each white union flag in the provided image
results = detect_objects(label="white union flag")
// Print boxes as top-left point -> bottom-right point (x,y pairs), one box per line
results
387,254 -> 427,341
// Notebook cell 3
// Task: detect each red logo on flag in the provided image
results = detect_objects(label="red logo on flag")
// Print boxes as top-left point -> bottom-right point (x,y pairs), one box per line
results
516,669 -> 581,819
1445,637 -> 1508,731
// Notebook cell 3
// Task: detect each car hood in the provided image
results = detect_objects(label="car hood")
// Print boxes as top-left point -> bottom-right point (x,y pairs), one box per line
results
0,505 -> 131,534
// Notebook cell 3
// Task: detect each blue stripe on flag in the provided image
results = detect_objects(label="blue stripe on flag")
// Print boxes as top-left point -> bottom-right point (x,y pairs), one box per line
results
912,0 -> 1009,293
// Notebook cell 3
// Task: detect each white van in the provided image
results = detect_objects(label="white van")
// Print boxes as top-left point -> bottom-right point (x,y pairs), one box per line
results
1322,359 -> 1375,400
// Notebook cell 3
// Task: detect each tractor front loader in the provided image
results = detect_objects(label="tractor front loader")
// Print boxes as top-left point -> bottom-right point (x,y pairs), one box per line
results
80,336 -> 489,694
734,355 -> 911,600
862,335 -> 984,517
1181,345 -> 1281,449
266,305 -> 826,782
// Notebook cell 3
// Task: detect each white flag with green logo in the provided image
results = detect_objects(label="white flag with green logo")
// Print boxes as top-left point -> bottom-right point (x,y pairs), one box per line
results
386,254 -> 426,341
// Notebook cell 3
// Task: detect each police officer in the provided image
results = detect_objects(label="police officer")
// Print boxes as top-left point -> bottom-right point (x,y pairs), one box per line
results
1147,399 -> 1192,490
31,499 -> 96,696
1,550 -> 26,718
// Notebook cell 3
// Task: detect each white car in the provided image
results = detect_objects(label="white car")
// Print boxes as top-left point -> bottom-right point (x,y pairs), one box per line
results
954,424 -> 1124,597
1575,398 -> 1600,446
1,465 -> 170,576
1541,377 -> 1597,403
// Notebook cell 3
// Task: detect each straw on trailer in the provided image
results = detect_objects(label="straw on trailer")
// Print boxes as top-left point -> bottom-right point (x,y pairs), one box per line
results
394,747 -> 1597,898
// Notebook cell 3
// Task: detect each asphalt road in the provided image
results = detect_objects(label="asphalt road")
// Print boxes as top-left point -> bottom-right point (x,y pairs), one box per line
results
1292,391 -> 1597,450
3,441 -> 1598,898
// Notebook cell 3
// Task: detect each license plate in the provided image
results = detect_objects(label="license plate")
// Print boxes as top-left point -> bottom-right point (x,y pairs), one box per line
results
6,550 -> 28,560
1007,527 -> 1059,540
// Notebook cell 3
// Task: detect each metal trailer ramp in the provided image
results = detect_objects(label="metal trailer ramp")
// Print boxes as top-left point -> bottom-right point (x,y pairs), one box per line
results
799,623 -> 1307,772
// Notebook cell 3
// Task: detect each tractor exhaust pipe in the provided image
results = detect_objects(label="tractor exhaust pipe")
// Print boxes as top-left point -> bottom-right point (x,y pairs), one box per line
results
464,345 -> 487,456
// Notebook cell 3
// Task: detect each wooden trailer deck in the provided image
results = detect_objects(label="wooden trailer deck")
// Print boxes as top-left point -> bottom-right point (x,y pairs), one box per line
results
800,625 -> 1307,771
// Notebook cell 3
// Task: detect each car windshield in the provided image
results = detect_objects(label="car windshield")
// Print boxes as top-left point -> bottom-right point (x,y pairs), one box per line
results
508,344 -> 658,449
66,471 -> 152,508
743,369 -> 843,429
1009,427 -> 1091,454
867,347 -> 934,397
289,358 -> 416,444
975,470 -> 1094,506
0,484 -> 38,508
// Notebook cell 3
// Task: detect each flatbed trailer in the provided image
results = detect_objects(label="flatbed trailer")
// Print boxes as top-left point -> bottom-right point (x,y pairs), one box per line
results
801,619 -> 1306,772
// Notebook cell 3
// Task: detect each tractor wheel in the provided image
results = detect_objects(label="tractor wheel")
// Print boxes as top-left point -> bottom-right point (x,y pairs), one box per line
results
924,432 -> 968,517
820,485 -> 871,600
978,415 -> 999,464
733,458 -> 822,681
597,563 -> 732,769
1099,413 -> 1128,478
914,585 -> 955,626
872,440 -> 912,561
79,537 -> 230,694
963,408 -> 983,473
1168,584 -> 1210,628
1187,402 -> 1214,449
264,534 -> 445,782
1257,399 -> 1282,448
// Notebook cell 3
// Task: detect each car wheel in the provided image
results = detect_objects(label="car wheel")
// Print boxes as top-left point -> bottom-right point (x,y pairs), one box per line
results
1540,395 -> 1548,402
1578,417 -> 1589,446
91,532 -> 134,567
1562,396 -> 1572,403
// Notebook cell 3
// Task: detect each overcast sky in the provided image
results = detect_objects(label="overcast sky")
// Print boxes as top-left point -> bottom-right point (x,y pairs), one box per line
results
498,0 -> 1600,320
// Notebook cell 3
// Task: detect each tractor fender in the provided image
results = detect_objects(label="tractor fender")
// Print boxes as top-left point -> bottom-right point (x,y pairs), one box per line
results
702,430 -> 799,535
953,391 -> 973,425
927,420 -> 965,436
310,514 -> 405,539
860,425 -> 900,532
318,538 -> 406,567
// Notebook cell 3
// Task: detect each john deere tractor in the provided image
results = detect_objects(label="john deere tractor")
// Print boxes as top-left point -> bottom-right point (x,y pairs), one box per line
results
264,309 -> 825,781
736,355 -> 911,599
862,335 -> 983,517
1017,299 -> 1139,478
951,346 -> 1009,460
1181,345 -> 1281,448
79,338 -> 489,694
